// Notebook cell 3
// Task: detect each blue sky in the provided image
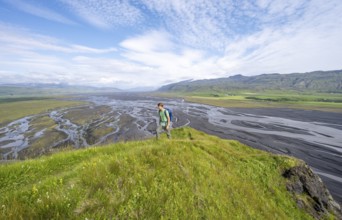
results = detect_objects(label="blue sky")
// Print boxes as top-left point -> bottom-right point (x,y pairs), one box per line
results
0,0 -> 341,89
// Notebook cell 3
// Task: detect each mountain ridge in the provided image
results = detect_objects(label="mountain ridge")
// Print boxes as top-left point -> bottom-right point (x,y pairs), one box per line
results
158,70 -> 342,93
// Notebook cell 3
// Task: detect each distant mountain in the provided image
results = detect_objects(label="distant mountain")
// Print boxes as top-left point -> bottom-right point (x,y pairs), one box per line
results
0,83 -> 122,97
158,70 -> 342,93
126,86 -> 157,92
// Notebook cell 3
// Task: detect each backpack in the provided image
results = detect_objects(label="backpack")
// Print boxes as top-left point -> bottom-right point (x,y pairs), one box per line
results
165,108 -> 173,121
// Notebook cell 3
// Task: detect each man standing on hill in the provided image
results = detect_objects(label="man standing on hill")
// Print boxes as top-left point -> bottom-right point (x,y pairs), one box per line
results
156,103 -> 171,139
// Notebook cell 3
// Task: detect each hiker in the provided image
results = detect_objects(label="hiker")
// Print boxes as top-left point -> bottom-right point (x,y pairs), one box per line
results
156,103 -> 171,139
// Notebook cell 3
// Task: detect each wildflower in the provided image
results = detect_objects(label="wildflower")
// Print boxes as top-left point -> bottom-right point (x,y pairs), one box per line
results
32,185 -> 38,194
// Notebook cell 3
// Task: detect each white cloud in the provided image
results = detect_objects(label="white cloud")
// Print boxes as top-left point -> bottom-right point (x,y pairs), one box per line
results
3,0 -> 76,25
70,45 -> 117,54
140,0 -> 235,50
0,23 -> 117,54
219,0 -> 342,75
120,30 -> 174,53
0,24 -> 222,88
119,30 -> 225,82
0,0 -> 342,89
60,0 -> 143,29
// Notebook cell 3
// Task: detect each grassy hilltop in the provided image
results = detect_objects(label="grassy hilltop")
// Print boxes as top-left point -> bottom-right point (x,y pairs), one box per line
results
0,127 -> 339,219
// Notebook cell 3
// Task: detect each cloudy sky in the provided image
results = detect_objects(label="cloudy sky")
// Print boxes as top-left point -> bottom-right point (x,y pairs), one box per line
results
0,0 -> 341,89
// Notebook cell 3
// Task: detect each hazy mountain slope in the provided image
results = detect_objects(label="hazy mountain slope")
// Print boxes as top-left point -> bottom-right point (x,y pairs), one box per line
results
0,83 -> 122,97
158,70 -> 342,93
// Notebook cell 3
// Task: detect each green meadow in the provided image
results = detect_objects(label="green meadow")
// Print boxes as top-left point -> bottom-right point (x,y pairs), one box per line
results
157,90 -> 342,112
0,97 -> 85,125
0,127 -> 332,219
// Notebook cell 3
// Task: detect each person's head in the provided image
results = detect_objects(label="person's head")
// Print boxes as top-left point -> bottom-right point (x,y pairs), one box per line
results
157,102 -> 164,110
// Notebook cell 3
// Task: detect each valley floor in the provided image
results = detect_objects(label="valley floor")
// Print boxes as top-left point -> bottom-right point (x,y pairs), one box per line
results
1,93 -> 342,205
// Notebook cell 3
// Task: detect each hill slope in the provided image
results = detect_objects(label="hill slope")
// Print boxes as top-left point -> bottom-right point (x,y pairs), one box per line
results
0,128 -> 340,219
0,83 -> 121,98
158,70 -> 342,93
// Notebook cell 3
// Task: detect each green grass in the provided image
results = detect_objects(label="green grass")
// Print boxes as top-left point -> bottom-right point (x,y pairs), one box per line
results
0,97 -> 51,104
1,127 -> 331,219
156,91 -> 342,112
0,98 -> 85,125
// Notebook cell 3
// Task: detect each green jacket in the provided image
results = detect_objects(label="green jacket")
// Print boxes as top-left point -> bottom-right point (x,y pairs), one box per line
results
159,109 -> 170,126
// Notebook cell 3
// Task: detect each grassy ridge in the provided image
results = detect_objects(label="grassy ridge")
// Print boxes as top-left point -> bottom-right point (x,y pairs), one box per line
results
0,98 -> 85,125
0,127 -> 320,219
